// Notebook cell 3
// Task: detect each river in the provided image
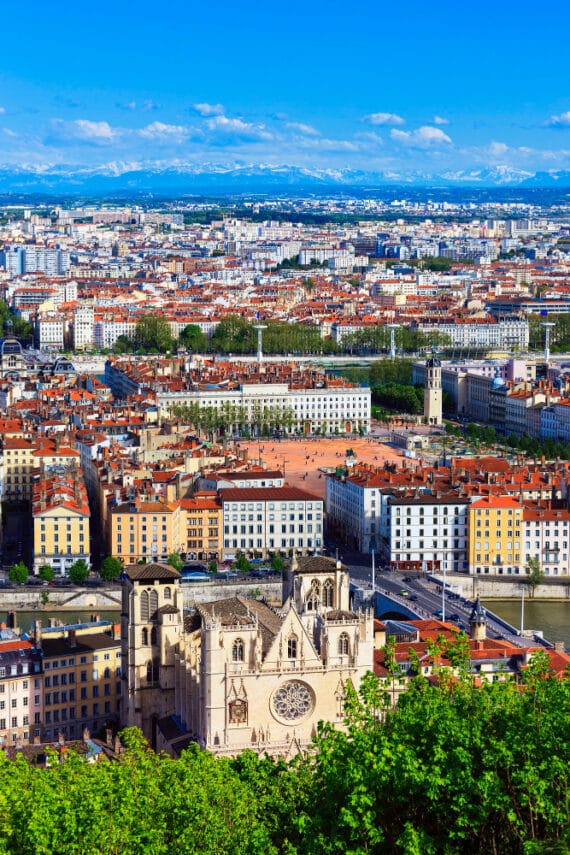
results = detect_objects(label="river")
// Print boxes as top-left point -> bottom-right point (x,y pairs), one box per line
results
483,600 -> 570,649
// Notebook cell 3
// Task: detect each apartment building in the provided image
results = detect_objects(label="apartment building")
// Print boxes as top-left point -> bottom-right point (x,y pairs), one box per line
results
0,639 -> 43,747
41,630 -> 121,743
105,359 -> 371,436
32,470 -> 91,575
179,493 -> 222,561
2,436 -> 35,501
387,495 -> 469,574
108,497 -> 181,564
467,496 -> 523,575
522,505 -> 570,577
220,487 -> 323,557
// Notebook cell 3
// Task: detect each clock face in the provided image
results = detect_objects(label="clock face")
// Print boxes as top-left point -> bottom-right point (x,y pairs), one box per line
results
271,680 -> 314,722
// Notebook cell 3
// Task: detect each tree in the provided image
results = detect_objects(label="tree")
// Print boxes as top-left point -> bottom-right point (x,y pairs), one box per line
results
524,555 -> 545,596
38,564 -> 54,582
208,559 -> 218,574
234,551 -> 251,574
99,556 -> 123,582
179,323 -> 207,352
68,559 -> 90,584
167,552 -> 184,572
134,313 -> 175,353
8,562 -> 28,584
270,553 -> 284,572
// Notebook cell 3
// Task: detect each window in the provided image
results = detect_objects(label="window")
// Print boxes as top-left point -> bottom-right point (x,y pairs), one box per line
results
164,587 -> 171,601
232,639 -> 244,662
287,635 -> 298,659
150,590 -> 158,613
338,633 -> 350,656
141,628 -> 148,646
305,579 -> 320,611
140,591 -> 149,622
322,579 -> 334,608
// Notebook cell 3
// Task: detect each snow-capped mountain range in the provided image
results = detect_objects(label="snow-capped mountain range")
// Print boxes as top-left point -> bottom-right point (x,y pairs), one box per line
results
0,162 -> 569,193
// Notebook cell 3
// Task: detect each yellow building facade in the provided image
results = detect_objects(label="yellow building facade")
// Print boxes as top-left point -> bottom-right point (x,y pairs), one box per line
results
32,473 -> 90,575
468,496 -> 522,575
108,498 -> 181,564
179,493 -> 222,560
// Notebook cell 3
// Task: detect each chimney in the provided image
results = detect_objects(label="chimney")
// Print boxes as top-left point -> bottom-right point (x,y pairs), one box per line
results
554,641 -> 565,653
83,727 -> 90,743
105,728 -> 113,747
113,735 -> 122,754
33,619 -> 42,645
67,629 -> 77,648
58,731 -> 65,747
33,734 -> 41,746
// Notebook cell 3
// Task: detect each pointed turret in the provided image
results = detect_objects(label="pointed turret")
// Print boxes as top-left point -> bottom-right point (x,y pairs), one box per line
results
469,596 -> 487,641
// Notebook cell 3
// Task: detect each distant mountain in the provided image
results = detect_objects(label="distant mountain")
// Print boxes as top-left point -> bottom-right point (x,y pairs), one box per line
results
0,162 -> 570,194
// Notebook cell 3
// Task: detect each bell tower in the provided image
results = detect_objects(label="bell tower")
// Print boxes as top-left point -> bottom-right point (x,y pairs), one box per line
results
424,353 -> 442,426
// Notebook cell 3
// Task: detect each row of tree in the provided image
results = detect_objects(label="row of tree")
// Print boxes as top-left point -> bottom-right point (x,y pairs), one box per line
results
0,650 -> 566,853
445,421 -> 570,462
171,400 -> 297,439
7,556 -> 123,585
111,313 -> 454,357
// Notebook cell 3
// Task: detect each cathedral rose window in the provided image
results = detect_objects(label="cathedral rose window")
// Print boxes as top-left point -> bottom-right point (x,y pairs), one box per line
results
271,681 -> 314,721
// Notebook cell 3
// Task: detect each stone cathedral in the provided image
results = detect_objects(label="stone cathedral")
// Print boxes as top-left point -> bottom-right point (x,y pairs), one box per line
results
121,555 -> 373,757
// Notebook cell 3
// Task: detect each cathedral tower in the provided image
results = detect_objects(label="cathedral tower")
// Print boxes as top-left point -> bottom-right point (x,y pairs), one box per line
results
423,354 -> 442,426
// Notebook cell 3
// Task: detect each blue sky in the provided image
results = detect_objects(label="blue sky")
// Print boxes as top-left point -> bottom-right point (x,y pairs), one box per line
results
1,0 -> 570,175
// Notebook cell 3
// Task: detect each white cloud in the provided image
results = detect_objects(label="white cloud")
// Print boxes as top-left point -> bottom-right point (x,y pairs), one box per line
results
488,141 -> 509,157
284,121 -> 320,136
432,115 -> 449,125
546,111 -> 570,127
116,101 -> 138,111
390,125 -> 452,147
364,112 -> 405,126
75,119 -> 116,140
206,114 -> 273,141
138,122 -> 188,141
193,102 -> 225,117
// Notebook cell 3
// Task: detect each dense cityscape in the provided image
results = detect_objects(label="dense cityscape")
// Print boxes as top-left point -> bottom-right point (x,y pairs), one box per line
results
1,0 -> 569,850
0,192 -> 565,852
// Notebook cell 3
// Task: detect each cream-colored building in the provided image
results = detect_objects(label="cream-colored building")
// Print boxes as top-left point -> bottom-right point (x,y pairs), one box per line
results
121,556 -> 374,756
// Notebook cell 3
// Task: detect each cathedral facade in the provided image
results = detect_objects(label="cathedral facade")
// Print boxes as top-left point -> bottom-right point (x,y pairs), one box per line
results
121,557 -> 373,757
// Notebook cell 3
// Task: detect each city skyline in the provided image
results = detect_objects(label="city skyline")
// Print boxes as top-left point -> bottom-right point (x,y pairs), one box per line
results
1,0 -> 570,183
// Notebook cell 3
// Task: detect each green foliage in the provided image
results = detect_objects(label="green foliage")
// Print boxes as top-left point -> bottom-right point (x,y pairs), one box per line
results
369,358 -> 413,386
341,325 -> 451,355
134,313 -> 175,353
207,559 -> 218,574
38,564 -> 54,582
0,670 -> 566,853
167,552 -> 184,572
99,556 -> 123,582
171,398 -> 296,438
210,314 -> 337,356
234,551 -> 251,574
372,382 -> 424,414
524,555 -> 545,594
68,559 -> 90,584
179,323 -> 208,352
8,561 -> 28,584
270,552 -> 284,572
